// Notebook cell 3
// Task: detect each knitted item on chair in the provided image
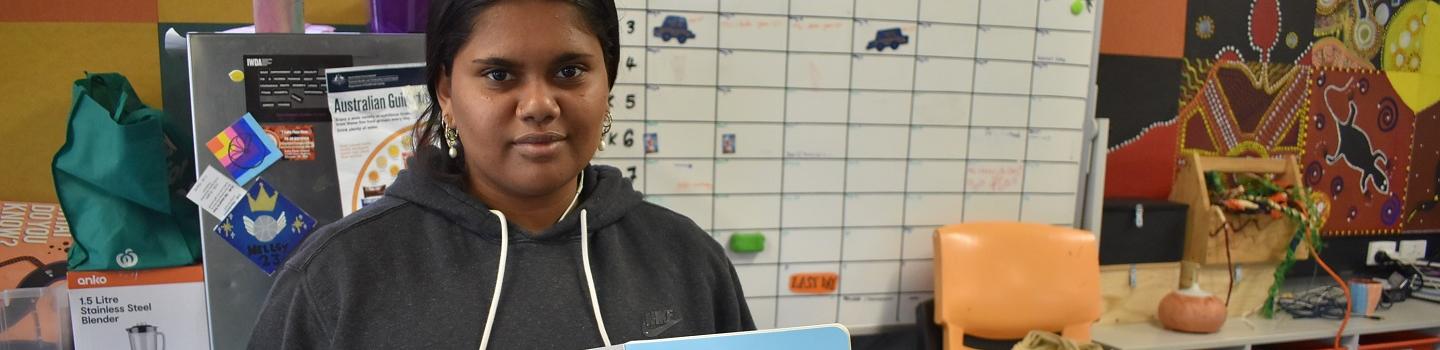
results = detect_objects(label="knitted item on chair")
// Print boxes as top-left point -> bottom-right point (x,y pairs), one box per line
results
1010,331 -> 1102,350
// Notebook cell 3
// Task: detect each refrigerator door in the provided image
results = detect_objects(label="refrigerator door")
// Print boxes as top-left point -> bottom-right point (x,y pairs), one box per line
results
187,33 -> 424,350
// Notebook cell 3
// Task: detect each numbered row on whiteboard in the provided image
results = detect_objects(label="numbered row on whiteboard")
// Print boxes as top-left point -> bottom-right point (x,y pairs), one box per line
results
626,192 -> 1079,230
615,49 -> 1090,95
610,87 -> 1088,129
616,0 -> 1096,32
746,292 -> 934,329
592,159 -> 1083,195
617,11 -> 1092,60
596,124 -> 1084,161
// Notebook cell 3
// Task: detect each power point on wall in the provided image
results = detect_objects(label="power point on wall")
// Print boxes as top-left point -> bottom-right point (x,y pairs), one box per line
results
1398,240 -> 1428,261
1367,241 -> 1398,266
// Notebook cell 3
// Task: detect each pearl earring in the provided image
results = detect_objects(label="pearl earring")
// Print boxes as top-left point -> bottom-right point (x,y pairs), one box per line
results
444,116 -> 460,159
598,111 -> 613,152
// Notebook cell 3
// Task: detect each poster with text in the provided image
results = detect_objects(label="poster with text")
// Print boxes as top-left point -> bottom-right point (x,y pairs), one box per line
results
326,63 -> 428,217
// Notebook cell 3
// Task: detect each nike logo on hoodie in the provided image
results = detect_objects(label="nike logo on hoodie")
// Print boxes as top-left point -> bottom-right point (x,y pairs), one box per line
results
642,308 -> 682,337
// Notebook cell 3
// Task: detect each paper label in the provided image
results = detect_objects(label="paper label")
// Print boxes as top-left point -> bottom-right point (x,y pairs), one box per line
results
262,124 -> 317,161
185,166 -> 248,219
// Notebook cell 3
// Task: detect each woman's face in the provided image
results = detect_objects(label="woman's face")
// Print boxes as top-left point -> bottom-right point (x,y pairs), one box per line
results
439,0 -> 609,197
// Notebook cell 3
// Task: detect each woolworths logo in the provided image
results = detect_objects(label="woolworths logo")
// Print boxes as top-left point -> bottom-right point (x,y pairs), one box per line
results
115,249 -> 139,268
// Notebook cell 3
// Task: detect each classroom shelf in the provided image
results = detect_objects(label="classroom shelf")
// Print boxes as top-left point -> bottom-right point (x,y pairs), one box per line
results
1091,300 -> 1440,350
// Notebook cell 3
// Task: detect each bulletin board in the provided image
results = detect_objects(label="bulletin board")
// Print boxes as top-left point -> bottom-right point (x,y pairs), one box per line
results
591,0 -> 1101,331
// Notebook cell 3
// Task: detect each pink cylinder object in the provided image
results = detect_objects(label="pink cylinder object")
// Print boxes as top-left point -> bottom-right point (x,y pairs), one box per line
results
254,0 -> 303,33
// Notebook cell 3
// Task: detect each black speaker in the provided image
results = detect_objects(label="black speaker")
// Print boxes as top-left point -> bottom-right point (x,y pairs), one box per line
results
1100,199 -> 1188,265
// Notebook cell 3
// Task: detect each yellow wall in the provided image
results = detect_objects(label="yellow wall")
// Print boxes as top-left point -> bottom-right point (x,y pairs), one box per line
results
0,0 -> 370,203
158,0 -> 370,25
0,23 -> 163,203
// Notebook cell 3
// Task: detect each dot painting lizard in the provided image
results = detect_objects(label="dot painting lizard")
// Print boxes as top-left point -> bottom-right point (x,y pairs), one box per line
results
1324,86 -> 1391,196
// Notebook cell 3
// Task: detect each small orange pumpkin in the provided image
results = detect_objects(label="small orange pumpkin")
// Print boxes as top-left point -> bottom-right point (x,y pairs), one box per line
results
1157,285 -> 1227,333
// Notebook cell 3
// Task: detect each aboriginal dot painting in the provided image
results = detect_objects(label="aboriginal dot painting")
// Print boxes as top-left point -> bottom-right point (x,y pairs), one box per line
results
1098,0 -> 1440,236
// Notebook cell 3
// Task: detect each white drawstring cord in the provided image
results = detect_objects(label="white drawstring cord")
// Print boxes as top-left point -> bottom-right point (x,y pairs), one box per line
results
580,209 -> 613,347
477,206 -> 610,349
557,172 -> 584,223
478,210 -> 509,350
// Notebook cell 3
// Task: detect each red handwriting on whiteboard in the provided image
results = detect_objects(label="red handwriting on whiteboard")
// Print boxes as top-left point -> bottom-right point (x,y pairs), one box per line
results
721,18 -> 783,29
965,163 -> 1023,192
792,22 -> 844,31
676,181 -> 714,191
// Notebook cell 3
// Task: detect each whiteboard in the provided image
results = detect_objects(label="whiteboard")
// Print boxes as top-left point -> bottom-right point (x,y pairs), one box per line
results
592,0 -> 1099,331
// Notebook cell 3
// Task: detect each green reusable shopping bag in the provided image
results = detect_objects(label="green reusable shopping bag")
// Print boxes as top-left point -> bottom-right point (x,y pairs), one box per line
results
52,73 -> 201,271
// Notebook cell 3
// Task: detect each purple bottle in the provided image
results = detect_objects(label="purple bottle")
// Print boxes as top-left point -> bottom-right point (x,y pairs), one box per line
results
370,0 -> 429,33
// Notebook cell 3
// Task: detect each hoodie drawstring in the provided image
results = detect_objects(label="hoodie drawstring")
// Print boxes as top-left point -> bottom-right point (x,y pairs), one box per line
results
477,208 -> 612,350
477,210 -> 509,350
580,209 -> 612,347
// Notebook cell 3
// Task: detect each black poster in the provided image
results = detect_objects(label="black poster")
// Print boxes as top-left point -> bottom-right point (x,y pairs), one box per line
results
243,55 -> 354,123
1095,54 -> 1184,148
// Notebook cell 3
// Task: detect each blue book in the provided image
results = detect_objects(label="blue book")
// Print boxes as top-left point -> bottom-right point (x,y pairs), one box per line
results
590,324 -> 850,350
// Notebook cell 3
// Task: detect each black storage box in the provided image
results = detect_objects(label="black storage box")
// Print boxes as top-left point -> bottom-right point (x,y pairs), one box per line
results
1099,199 -> 1188,265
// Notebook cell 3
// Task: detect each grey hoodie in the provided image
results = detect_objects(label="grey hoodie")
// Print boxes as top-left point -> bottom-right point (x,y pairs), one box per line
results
248,158 -> 754,349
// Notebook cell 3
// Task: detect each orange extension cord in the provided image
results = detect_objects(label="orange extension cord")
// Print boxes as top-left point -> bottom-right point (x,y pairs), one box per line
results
1306,227 -> 1351,350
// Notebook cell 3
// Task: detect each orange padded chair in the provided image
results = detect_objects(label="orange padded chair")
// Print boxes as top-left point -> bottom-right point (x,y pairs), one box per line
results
933,222 -> 1102,349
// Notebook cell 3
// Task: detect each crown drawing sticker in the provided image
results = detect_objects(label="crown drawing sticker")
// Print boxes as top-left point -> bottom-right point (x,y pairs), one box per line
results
244,185 -> 286,242
214,178 -> 316,274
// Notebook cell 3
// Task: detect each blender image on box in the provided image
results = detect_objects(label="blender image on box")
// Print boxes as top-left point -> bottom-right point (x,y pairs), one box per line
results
126,323 -> 164,350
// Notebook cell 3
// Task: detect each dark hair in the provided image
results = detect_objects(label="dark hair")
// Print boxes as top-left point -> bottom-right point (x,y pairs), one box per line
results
413,0 -> 620,181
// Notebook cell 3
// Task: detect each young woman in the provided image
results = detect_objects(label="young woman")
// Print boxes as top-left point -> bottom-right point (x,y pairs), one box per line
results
249,0 -> 754,348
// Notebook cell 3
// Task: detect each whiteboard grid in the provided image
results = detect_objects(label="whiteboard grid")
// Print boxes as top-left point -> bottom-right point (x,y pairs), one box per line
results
595,0 -> 1095,331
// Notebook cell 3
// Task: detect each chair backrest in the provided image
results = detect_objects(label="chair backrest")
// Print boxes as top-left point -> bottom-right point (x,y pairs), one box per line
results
933,222 -> 1101,346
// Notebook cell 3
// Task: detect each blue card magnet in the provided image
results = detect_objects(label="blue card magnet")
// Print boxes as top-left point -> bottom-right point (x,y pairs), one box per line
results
214,178 -> 317,274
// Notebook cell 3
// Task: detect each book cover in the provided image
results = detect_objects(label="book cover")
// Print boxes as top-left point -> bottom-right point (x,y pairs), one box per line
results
0,201 -> 71,290
0,201 -> 72,347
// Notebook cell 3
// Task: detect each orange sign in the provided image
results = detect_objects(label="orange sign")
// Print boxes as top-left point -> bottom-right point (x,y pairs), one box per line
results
67,264 -> 204,289
788,272 -> 839,294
